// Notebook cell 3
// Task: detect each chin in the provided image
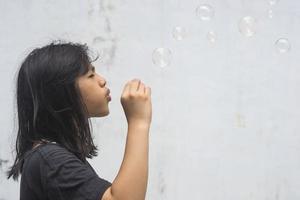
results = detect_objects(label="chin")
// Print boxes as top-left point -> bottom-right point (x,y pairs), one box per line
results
98,110 -> 110,117
88,107 -> 110,118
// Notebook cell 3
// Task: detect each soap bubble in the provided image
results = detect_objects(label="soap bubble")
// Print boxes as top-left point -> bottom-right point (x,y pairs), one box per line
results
172,26 -> 186,41
275,38 -> 291,53
195,4 -> 214,21
268,9 -> 273,19
207,31 -> 216,43
152,48 -> 172,68
269,0 -> 279,6
238,16 -> 256,37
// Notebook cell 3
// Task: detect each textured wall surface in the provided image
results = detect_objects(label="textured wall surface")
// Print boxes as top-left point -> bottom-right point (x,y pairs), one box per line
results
0,0 -> 300,199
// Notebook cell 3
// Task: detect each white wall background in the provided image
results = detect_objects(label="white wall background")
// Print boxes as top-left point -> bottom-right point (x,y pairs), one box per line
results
0,0 -> 300,199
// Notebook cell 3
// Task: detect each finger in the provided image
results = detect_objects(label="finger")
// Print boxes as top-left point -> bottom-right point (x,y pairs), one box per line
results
130,79 -> 141,93
123,81 -> 131,95
139,82 -> 145,93
145,86 -> 151,96
136,80 -> 141,91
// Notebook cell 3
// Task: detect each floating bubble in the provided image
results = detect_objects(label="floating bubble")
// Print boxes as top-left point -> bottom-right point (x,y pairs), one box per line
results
236,113 -> 246,128
195,4 -> 214,21
268,9 -> 273,19
172,26 -> 186,41
207,31 -> 216,43
275,38 -> 291,53
238,16 -> 256,37
269,0 -> 279,6
152,48 -> 172,68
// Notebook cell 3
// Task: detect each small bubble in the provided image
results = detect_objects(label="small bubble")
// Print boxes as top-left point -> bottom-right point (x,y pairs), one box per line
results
172,26 -> 187,41
195,4 -> 214,21
236,113 -> 246,128
268,9 -> 273,19
152,48 -> 172,68
238,16 -> 256,37
269,0 -> 279,6
275,38 -> 291,53
207,31 -> 216,43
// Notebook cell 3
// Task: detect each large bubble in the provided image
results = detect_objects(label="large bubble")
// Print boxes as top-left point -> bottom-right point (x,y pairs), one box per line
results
195,4 -> 214,21
275,38 -> 291,53
238,16 -> 256,37
152,48 -> 172,68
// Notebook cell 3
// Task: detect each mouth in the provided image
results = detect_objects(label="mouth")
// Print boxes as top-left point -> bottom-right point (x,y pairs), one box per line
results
106,89 -> 110,96
106,89 -> 111,101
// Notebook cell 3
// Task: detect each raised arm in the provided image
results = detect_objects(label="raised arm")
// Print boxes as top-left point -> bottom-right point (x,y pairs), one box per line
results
102,79 -> 152,200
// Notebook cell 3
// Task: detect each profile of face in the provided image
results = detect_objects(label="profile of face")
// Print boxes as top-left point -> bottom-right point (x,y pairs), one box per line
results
76,65 -> 111,118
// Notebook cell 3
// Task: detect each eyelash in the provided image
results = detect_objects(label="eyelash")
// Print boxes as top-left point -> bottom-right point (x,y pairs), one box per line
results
89,74 -> 95,78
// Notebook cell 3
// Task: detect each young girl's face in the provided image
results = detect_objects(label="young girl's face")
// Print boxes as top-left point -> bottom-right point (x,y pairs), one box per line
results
76,65 -> 111,117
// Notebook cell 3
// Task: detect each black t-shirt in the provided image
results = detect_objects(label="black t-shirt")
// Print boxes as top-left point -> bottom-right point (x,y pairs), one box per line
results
20,143 -> 112,200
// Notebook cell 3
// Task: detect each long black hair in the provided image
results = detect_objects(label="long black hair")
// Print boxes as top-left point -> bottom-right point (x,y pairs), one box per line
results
7,41 -> 99,180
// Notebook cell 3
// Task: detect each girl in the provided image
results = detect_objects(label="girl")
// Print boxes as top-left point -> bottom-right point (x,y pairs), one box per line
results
6,41 -> 152,200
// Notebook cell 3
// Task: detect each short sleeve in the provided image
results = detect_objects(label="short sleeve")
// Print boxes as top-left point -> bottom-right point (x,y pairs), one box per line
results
39,145 -> 112,200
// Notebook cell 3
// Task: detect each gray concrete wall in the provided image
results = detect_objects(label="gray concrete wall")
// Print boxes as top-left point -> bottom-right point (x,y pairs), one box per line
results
0,0 -> 300,199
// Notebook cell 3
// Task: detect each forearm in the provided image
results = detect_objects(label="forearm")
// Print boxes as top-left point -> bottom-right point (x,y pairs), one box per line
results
110,122 -> 150,200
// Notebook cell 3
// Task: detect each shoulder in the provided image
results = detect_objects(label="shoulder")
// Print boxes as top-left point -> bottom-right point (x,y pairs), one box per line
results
23,143 -> 84,171
37,142 -> 72,156
37,143 -> 78,160
23,143 -> 93,183
23,143 -> 112,200
36,143 -> 87,169
22,143 -> 73,187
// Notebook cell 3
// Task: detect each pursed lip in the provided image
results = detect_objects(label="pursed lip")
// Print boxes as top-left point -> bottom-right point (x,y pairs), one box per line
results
106,88 -> 111,97
106,88 -> 111,101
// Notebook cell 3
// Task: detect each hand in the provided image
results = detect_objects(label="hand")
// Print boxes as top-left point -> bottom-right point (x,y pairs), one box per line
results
120,79 -> 152,125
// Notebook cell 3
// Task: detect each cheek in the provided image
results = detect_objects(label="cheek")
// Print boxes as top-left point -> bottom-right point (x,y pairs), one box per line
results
86,87 -> 106,104
79,86 -> 95,106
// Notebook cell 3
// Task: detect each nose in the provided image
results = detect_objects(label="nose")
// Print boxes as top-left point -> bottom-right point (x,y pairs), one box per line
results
98,76 -> 106,87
